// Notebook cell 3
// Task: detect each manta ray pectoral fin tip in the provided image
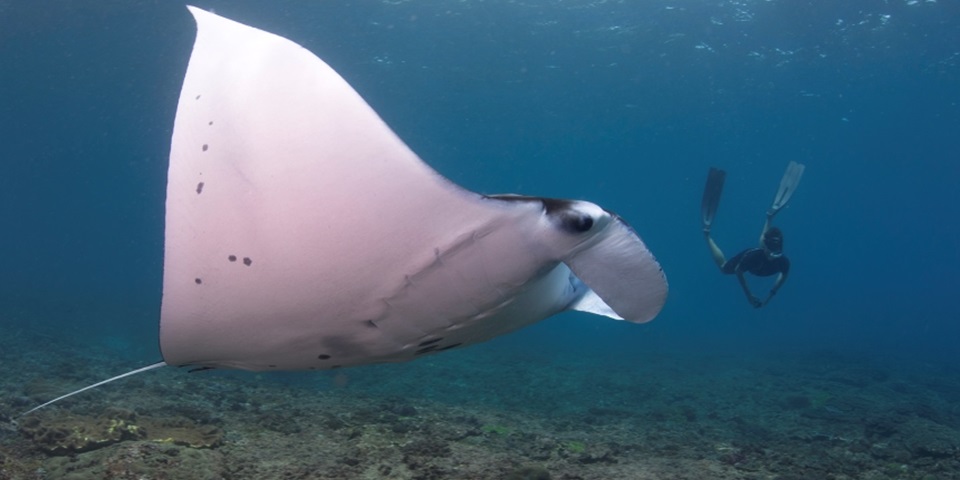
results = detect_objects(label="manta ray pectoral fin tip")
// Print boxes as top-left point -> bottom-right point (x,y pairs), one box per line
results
564,219 -> 668,323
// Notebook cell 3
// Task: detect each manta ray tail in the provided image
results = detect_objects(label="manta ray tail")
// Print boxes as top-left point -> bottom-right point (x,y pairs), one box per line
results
19,362 -> 167,417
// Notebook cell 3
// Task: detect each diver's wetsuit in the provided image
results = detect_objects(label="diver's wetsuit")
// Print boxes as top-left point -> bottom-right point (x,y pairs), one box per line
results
721,248 -> 790,277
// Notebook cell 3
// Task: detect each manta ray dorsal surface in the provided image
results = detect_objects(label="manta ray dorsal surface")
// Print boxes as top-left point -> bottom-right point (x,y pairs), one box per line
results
159,6 -> 668,372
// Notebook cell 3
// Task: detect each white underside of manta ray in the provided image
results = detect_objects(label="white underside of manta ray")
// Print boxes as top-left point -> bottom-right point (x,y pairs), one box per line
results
21,6 -> 667,416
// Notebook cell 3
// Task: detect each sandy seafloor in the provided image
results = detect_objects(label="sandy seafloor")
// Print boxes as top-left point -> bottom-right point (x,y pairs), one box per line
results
1,322 -> 958,480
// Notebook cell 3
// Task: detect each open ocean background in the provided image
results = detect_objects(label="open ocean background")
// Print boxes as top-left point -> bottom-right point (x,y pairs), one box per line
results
1,1 -> 958,478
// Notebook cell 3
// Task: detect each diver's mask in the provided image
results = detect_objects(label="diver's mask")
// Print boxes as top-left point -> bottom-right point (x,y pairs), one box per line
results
762,233 -> 783,259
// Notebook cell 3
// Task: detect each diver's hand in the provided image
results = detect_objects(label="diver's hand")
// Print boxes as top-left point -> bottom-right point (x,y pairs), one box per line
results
762,290 -> 777,306
748,295 -> 763,308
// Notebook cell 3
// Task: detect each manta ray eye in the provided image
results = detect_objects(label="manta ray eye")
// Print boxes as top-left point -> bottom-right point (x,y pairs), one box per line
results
559,211 -> 594,233
539,198 -> 596,234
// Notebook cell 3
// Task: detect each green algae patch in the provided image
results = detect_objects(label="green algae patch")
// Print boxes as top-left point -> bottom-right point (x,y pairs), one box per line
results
19,408 -> 223,455
505,465 -> 552,479
561,440 -> 586,454
809,390 -> 834,408
481,424 -> 514,435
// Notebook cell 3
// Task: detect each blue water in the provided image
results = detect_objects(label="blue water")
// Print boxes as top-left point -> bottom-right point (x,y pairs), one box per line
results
1,0 -> 958,379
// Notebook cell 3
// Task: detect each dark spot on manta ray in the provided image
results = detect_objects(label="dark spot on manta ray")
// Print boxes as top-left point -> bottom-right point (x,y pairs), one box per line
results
415,345 -> 439,355
194,278 -> 202,284
317,354 -> 331,360
365,320 -> 378,329
196,182 -> 204,194
195,94 -> 201,100
208,121 -> 213,126
418,338 -> 442,347
228,255 -> 237,262
202,144 -> 209,152
243,257 -> 252,266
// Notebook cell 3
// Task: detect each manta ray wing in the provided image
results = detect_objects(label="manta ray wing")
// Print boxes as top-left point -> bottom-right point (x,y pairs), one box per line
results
159,7 -> 668,372
20,5 -> 668,417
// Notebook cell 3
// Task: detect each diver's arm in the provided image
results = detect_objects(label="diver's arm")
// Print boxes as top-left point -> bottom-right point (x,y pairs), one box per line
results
736,271 -> 762,308
761,271 -> 788,306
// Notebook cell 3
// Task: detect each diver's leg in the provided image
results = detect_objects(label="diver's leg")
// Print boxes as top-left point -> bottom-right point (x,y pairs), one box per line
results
759,213 -> 773,245
704,232 -> 727,269
701,167 -> 726,231
702,167 -> 729,270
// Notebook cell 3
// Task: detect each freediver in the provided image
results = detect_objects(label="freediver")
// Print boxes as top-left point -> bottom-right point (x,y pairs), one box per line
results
700,161 -> 805,308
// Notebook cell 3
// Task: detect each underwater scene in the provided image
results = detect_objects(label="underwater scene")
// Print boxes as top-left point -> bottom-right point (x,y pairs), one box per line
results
1,0 -> 959,479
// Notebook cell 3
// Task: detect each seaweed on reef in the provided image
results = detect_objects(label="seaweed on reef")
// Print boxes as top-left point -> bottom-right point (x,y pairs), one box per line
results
504,465 -> 552,480
481,424 -> 515,436
18,408 -> 144,455
41,441 -> 227,480
18,407 -> 223,455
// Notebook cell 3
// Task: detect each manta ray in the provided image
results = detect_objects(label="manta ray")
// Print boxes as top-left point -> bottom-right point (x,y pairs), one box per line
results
23,6 -> 667,415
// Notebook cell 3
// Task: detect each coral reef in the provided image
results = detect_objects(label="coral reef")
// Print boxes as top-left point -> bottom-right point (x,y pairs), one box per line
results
40,441 -> 225,480
18,408 -> 222,455
2,330 -> 959,479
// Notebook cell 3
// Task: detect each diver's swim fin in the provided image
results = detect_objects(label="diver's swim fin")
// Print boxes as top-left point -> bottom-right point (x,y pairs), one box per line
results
769,161 -> 805,215
701,167 -> 726,230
